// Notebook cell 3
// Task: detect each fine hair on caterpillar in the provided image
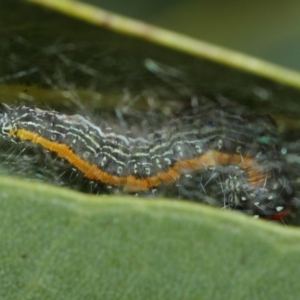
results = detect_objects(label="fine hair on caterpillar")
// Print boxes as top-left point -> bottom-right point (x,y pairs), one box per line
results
0,102 -> 295,220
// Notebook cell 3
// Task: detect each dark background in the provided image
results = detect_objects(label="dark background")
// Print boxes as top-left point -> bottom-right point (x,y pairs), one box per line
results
84,0 -> 300,71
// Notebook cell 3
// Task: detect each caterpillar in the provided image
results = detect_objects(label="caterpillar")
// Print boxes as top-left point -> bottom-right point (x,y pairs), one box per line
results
0,103 -> 294,219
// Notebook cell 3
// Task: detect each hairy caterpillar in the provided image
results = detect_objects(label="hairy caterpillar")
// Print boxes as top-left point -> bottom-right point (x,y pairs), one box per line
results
0,103 -> 294,219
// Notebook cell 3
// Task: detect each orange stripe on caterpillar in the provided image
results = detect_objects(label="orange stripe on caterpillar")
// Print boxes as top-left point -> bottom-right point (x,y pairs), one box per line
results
12,128 -> 267,192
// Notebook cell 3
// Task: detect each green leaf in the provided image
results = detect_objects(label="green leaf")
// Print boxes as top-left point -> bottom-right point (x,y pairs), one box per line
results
1,176 -> 300,299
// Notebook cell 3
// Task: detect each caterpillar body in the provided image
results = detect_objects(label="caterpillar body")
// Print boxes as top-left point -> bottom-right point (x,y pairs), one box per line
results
0,103 -> 294,219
